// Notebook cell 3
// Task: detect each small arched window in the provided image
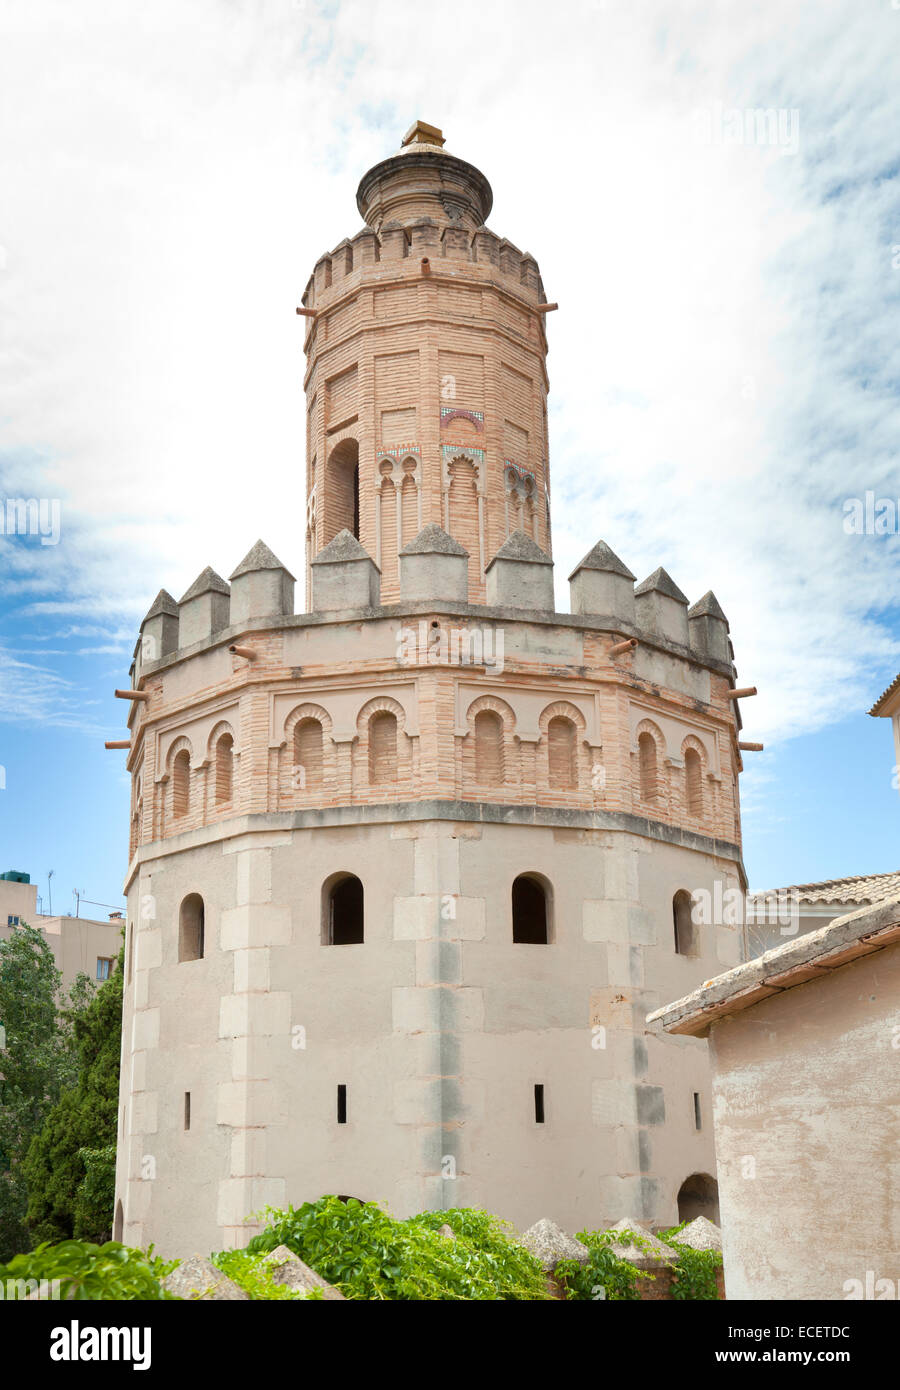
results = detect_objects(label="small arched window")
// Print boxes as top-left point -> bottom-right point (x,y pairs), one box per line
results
294,718 -> 324,791
677,1172 -> 719,1225
326,438 -> 360,543
512,874 -> 551,944
369,711 -> 397,785
685,748 -> 702,818
548,716 -> 577,790
172,749 -> 191,819
215,733 -> 234,804
673,890 -> 697,956
474,710 -> 504,784
179,893 -> 205,962
325,874 -> 364,945
638,732 -> 658,803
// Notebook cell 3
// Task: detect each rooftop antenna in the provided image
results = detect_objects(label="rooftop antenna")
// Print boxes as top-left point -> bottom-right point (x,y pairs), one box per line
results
47,869 -> 54,917
73,888 -> 87,918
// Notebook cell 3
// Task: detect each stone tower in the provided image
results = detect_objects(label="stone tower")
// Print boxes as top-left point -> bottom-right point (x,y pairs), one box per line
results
113,123 -> 750,1255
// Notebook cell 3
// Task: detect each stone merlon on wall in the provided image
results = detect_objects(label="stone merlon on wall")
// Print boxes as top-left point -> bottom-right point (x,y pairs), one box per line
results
568,539 -> 636,622
309,528 -> 381,612
647,893 -> 900,1038
178,566 -> 231,649
485,528 -> 554,611
139,588 -> 179,665
688,590 -> 730,665
229,540 -> 296,628
634,567 -> 690,647
399,524 -> 469,603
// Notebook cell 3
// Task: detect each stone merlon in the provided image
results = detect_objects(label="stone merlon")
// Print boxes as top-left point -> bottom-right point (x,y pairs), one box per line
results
568,540 -> 636,622
485,529 -> 554,611
634,566 -> 689,646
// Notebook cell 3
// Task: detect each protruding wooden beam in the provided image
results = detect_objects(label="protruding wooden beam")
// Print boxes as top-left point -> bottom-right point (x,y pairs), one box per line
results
536,302 -> 558,313
609,638 -> 638,658
114,689 -> 149,702
295,306 -> 317,318
229,645 -> 257,660
105,740 -> 131,750
738,741 -> 764,751
726,686 -> 758,700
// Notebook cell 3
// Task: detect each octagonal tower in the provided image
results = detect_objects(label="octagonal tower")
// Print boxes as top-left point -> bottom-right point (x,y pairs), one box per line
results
113,124 -> 752,1256
303,120 -> 551,605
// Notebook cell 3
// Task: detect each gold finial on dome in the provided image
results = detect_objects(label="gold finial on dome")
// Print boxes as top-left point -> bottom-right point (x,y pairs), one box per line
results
400,120 -> 446,150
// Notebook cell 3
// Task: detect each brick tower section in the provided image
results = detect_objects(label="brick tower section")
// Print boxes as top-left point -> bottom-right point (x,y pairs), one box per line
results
302,121 -> 552,605
113,123 -> 754,1255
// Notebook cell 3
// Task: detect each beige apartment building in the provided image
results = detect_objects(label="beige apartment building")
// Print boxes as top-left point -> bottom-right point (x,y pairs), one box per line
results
113,122 -> 760,1254
650,895 -> 900,1299
0,871 -> 123,991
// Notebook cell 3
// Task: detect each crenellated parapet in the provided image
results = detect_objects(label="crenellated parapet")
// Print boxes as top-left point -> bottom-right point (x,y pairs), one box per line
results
118,520 -> 753,877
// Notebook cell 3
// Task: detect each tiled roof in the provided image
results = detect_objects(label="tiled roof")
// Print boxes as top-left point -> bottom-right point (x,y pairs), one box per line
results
748,871 -> 900,907
648,893 -> 900,1038
869,671 -> 900,716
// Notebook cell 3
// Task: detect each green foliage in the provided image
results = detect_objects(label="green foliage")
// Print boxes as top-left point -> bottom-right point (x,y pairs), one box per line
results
212,1248 -> 313,1300
246,1196 -> 550,1300
23,951 -> 123,1247
558,1226 -> 671,1301
556,1228 -> 647,1301
660,1222 -> 722,1300
0,1239 -> 175,1300
74,1145 -> 117,1242
0,924 -> 75,1260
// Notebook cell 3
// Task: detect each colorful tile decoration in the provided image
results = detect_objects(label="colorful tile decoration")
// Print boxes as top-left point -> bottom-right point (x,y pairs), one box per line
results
440,407 -> 485,432
442,445 -> 485,464
377,443 -> 421,458
504,458 -> 537,481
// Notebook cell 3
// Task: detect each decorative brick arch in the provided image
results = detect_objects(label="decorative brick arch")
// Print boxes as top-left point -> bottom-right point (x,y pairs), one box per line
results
461,694 -> 518,797
538,700 -> 586,794
634,718 -> 665,807
355,695 -> 411,793
162,735 -> 194,835
284,701 -> 334,742
680,734 -> 707,822
207,718 -> 237,756
356,693 -> 408,735
279,702 -> 335,805
464,692 -> 517,736
208,720 -> 238,811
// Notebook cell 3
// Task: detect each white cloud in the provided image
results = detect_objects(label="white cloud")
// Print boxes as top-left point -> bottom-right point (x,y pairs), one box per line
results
0,0 -> 898,747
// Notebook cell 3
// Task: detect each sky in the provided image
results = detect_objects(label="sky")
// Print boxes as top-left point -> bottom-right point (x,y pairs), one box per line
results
1,0 -> 899,915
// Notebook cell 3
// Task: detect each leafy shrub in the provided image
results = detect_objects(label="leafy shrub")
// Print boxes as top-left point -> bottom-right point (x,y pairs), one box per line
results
245,1195 -> 549,1300
0,1239 -> 175,1300
212,1248 -> 313,1300
660,1222 -> 722,1300
558,1226 -> 662,1301
556,1228 -> 648,1301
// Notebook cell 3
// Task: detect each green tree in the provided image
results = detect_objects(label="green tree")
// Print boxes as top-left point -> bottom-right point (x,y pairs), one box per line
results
0,924 -> 75,1260
23,949 -> 122,1246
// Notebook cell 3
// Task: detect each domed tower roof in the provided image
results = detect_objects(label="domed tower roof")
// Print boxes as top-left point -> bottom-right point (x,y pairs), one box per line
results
356,119 -> 493,232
